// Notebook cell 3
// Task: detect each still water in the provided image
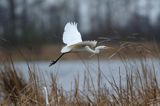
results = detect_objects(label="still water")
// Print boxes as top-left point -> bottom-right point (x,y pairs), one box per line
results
13,59 -> 160,91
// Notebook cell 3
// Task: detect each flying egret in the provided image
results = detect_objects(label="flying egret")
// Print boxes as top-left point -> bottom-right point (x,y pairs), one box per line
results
49,22 -> 108,66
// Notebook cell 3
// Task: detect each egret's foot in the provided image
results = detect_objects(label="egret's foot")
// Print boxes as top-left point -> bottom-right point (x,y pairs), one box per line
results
49,60 -> 57,67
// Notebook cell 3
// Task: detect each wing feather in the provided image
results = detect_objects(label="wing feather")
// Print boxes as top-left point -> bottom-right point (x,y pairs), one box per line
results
63,22 -> 82,45
75,40 -> 97,47
61,46 -> 72,53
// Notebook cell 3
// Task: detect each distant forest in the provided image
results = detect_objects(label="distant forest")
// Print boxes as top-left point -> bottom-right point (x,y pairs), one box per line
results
0,0 -> 160,47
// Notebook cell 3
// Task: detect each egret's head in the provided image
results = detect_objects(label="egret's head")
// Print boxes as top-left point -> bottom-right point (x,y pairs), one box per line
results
93,45 -> 106,54
95,45 -> 113,53
95,45 -> 107,50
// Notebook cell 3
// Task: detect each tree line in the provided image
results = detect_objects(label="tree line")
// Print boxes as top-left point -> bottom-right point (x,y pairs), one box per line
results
0,0 -> 160,47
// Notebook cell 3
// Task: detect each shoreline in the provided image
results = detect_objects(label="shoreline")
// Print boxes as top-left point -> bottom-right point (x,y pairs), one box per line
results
0,42 -> 159,61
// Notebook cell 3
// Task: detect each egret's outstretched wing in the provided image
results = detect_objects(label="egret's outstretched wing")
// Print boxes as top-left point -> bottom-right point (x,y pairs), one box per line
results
63,22 -> 82,45
76,40 -> 97,48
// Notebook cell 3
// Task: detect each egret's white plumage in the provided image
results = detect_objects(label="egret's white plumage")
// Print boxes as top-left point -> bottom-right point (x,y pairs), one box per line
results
49,22 -> 107,66
61,40 -> 97,53
61,22 -> 104,53
63,22 -> 82,46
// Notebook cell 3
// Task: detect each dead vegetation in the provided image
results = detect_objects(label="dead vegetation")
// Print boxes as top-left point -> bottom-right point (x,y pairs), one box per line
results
0,43 -> 160,106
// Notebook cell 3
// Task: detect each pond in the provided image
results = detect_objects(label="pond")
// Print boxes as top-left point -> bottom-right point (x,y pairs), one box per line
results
11,58 -> 160,91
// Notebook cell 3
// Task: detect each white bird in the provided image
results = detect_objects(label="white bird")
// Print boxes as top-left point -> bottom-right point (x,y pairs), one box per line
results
49,22 -> 107,66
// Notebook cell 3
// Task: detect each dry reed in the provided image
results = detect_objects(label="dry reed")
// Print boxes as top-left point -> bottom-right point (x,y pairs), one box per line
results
0,43 -> 160,106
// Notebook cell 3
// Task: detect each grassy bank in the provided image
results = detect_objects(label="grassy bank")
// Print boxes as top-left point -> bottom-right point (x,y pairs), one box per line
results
0,42 -> 160,61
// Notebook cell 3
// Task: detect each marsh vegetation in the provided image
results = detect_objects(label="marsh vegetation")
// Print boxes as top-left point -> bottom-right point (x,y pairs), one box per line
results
0,43 -> 160,106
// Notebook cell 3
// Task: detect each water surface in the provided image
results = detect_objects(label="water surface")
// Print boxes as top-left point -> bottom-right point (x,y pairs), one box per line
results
12,59 -> 160,91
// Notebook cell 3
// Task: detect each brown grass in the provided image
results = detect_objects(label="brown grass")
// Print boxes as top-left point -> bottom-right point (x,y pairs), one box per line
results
0,42 -> 160,105
0,42 -> 159,61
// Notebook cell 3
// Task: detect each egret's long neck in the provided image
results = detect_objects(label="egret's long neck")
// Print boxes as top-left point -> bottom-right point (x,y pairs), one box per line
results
85,46 -> 99,54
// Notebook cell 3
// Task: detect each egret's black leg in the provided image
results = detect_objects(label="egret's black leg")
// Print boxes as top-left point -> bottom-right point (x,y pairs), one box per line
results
49,53 -> 65,67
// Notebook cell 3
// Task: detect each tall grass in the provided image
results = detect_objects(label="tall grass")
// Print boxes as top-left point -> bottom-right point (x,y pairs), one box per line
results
0,43 -> 160,106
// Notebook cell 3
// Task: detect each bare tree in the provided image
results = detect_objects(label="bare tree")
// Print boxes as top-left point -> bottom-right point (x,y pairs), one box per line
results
21,0 -> 28,37
7,0 -> 17,43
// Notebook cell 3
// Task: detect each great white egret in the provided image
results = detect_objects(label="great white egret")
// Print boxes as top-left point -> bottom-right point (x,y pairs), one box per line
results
49,22 -> 107,66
